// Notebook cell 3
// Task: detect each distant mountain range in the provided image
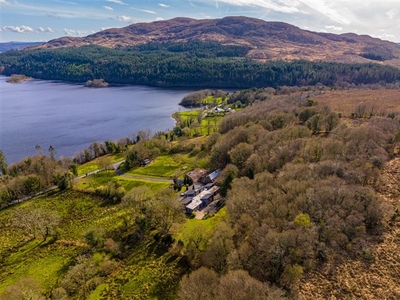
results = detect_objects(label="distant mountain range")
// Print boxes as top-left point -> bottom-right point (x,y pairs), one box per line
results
0,42 -> 43,53
1,17 -> 400,89
34,16 -> 400,68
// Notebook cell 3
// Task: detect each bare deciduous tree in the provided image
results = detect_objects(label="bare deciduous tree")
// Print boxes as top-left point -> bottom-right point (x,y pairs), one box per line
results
13,208 -> 60,241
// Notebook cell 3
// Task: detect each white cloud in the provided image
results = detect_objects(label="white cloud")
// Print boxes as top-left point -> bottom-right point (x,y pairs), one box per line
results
386,8 -> 399,20
159,3 -> 170,8
1,1 -> 114,22
106,0 -> 126,5
54,0 -> 77,4
379,33 -> 396,41
47,12 -> 62,19
139,9 -> 156,14
37,27 -> 54,33
115,15 -> 133,23
299,0 -> 351,25
131,7 -> 157,14
77,30 -> 95,36
2,25 -> 34,33
64,28 -> 76,35
103,6 -> 114,11
0,0 -> 10,5
325,25 -> 343,31
214,0 -> 303,14
155,17 -> 164,21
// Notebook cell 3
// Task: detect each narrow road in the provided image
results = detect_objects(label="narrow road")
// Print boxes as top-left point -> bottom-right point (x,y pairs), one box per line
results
1,159 -> 172,210
76,160 -> 126,179
1,185 -> 58,210
118,173 -> 173,183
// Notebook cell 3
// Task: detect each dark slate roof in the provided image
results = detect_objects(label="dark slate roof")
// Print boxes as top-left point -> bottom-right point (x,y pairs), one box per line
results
205,183 -> 215,190
182,198 -> 192,205
208,169 -> 221,181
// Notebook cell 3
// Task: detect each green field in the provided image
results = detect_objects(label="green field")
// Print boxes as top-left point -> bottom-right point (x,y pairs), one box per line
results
203,95 -> 225,105
0,186 -> 226,299
0,191 -> 116,294
125,154 -> 198,179
0,124 -> 227,299
77,153 -> 124,176
176,207 -> 227,246
76,153 -> 185,193
176,109 -> 225,136
76,171 -> 171,193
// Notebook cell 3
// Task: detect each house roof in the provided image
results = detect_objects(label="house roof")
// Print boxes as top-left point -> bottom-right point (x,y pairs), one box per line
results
182,197 -> 192,205
183,190 -> 196,196
201,186 -> 219,200
186,168 -> 207,183
205,182 -> 214,189
186,186 -> 220,210
186,197 -> 202,210
208,169 -> 221,182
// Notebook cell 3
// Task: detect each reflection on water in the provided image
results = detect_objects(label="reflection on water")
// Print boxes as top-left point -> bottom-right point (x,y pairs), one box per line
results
0,77 -> 196,163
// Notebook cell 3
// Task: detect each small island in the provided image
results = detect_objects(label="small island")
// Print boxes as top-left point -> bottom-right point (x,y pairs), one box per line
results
6,74 -> 32,83
85,78 -> 109,88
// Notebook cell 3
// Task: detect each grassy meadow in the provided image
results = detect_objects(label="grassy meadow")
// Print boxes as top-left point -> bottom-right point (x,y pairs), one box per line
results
0,191 -> 119,294
175,109 -> 225,136
0,136 -> 225,299
77,153 -> 125,176
0,180 -> 224,299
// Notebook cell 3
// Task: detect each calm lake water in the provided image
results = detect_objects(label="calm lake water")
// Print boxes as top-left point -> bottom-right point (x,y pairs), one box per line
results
0,76 -> 198,164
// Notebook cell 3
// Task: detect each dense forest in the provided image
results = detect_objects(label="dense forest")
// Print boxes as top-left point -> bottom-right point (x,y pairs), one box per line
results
1,86 -> 400,299
1,41 -> 400,88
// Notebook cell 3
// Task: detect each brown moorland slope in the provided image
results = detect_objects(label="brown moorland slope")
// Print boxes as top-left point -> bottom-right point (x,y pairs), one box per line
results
298,158 -> 400,300
313,89 -> 400,117
297,89 -> 400,299
33,17 -> 400,68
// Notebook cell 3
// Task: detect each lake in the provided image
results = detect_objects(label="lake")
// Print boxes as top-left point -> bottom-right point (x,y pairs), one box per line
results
0,76 -> 198,164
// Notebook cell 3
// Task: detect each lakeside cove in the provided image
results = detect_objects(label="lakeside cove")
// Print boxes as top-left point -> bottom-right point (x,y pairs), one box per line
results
0,76 -> 201,163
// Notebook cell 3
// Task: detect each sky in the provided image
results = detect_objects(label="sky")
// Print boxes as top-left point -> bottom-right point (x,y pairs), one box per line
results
1,0 -> 400,43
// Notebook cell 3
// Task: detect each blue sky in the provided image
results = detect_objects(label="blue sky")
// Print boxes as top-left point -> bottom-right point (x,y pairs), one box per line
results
1,0 -> 399,43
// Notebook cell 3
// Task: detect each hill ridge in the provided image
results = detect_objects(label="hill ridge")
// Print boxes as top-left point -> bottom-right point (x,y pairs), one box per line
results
34,16 -> 400,68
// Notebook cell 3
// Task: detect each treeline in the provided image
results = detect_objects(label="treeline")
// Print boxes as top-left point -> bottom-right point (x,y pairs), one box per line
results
180,85 -> 319,107
1,42 -> 400,88
175,92 -> 400,297
180,89 -> 228,107
0,147 -> 74,207
0,127 -> 183,208
0,136 -> 134,207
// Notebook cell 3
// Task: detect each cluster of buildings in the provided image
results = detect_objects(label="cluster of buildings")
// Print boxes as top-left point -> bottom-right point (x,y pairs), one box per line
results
179,168 -> 221,213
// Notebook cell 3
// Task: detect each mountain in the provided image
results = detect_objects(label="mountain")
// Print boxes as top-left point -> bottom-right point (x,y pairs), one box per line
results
2,16 -> 400,89
0,42 -> 43,53
34,16 -> 400,68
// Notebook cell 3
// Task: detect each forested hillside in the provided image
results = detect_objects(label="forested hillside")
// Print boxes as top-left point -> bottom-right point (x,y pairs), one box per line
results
1,42 -> 400,88
1,87 -> 400,299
